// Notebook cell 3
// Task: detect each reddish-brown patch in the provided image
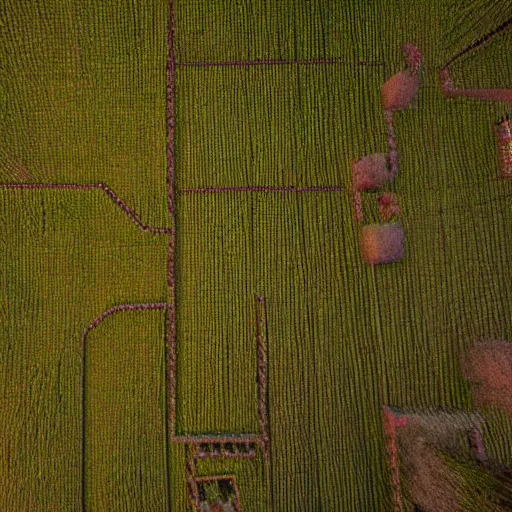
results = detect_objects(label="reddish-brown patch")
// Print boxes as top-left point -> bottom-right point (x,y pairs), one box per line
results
461,339 -> 512,415
381,71 -> 420,111
352,153 -> 392,191
378,193 -> 401,221
495,119 -> 512,179
359,223 -> 405,265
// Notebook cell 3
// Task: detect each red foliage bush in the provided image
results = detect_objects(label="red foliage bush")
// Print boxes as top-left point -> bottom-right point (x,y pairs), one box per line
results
359,222 -> 404,265
461,339 -> 512,415
381,71 -> 420,111
378,193 -> 400,221
352,153 -> 392,191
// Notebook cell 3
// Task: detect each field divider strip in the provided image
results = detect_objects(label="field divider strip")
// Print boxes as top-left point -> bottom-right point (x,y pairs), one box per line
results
173,434 -> 262,444
256,296 -> 270,460
256,295 -> 275,511
166,3 -> 178,512
179,186 -> 344,194
178,58 -> 383,68
185,445 -> 200,510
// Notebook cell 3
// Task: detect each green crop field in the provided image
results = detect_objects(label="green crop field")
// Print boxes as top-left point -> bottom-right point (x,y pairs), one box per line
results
1,0 -> 512,510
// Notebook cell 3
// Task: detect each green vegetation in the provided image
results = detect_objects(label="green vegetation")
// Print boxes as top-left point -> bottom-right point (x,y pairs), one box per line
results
0,190 -> 168,510
1,0 -> 512,510
0,0 -> 169,227
439,451 -> 512,511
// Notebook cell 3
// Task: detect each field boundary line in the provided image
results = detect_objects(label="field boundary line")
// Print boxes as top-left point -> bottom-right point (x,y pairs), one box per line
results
178,58 -> 383,68
173,434 -> 262,444
256,296 -> 270,461
0,183 -> 171,234
256,296 -> 274,511
179,186 -> 344,195
166,0 -> 177,427
166,3 -> 178,512
185,445 -> 200,510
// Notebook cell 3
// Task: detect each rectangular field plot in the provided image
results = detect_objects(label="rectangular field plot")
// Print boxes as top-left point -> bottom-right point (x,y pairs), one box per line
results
251,193 -> 390,511
0,189 -> 168,510
175,194 -> 259,435
174,64 -> 385,190
85,310 -> 168,511
194,456 -> 268,511
174,0 -> 384,63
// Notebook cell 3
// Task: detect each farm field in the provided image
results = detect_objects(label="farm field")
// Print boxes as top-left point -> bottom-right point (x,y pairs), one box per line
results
1,0 -> 512,510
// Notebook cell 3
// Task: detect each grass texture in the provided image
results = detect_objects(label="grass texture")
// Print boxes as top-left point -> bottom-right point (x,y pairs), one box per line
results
1,0 -> 512,510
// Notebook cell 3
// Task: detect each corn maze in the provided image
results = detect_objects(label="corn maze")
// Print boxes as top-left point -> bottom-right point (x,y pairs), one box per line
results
1,0 -> 512,511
